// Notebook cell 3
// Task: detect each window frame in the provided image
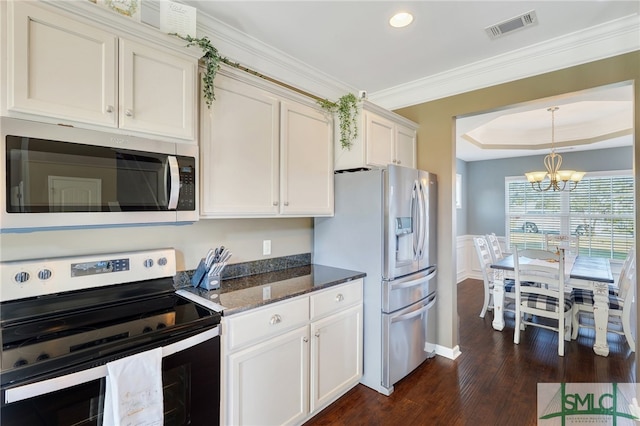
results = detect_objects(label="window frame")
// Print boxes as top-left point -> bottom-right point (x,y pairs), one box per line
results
505,170 -> 634,259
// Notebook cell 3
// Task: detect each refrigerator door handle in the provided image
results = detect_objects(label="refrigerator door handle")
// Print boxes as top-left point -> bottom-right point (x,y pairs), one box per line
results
411,181 -> 420,258
416,180 -> 427,258
390,295 -> 436,324
416,181 -> 422,258
389,268 -> 437,291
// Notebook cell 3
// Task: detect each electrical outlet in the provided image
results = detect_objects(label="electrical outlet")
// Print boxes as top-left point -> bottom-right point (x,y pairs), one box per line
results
263,286 -> 271,300
263,240 -> 271,255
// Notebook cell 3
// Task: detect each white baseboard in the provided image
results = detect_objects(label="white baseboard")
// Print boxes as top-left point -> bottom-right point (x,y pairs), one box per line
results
435,344 -> 462,360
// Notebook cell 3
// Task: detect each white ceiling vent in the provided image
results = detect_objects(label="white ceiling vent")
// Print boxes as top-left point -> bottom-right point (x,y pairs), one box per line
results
485,10 -> 538,40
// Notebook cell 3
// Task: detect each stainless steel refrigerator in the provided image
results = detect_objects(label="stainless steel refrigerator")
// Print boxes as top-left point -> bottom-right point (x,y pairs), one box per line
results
314,164 -> 437,396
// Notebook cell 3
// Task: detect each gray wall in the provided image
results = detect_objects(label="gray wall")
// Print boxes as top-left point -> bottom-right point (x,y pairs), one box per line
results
455,159 -> 468,236
459,146 -> 632,236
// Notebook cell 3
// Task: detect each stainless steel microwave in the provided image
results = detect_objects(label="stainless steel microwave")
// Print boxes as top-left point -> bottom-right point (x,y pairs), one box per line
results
1,117 -> 198,232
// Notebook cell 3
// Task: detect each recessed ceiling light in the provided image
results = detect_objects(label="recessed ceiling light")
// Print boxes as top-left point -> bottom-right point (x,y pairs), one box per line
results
389,12 -> 413,28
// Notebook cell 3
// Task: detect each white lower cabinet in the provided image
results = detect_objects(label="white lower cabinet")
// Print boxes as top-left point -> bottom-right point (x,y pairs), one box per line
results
310,304 -> 362,412
222,279 -> 363,425
228,326 -> 309,426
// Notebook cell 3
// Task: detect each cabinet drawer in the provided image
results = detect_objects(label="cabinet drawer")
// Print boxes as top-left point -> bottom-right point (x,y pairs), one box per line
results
310,279 -> 363,320
225,297 -> 309,351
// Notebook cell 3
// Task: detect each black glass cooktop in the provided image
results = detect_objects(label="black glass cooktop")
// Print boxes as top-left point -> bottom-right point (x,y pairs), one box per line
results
0,278 -> 220,388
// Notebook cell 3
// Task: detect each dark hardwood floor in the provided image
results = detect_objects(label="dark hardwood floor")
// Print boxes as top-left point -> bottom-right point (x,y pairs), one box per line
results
304,278 -> 636,426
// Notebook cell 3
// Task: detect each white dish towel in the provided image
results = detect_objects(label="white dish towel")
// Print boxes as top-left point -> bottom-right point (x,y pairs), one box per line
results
103,347 -> 164,426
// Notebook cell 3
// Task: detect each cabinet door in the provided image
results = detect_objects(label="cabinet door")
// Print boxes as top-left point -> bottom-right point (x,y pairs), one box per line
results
310,304 -> 363,412
365,111 -> 395,168
200,74 -> 280,216
395,123 -> 417,168
280,100 -> 334,216
119,38 -> 196,141
8,2 -> 117,126
227,326 -> 309,426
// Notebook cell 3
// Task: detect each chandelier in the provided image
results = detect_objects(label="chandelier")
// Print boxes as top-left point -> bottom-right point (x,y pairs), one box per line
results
524,107 -> 585,192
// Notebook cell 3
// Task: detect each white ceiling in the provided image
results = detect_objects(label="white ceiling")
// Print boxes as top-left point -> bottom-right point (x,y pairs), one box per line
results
178,0 -> 638,161
456,82 -> 635,161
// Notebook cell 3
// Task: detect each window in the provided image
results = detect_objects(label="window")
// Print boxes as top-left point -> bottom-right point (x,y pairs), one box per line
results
505,171 -> 634,259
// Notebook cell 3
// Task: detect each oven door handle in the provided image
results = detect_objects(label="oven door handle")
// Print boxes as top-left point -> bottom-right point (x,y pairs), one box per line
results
4,326 -> 219,404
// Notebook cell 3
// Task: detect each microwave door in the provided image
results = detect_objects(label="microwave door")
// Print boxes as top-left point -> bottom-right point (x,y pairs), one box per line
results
1,117 -> 198,231
116,152 -> 162,211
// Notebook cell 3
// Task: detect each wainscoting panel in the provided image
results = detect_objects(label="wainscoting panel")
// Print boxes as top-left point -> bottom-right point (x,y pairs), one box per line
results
457,234 -> 508,283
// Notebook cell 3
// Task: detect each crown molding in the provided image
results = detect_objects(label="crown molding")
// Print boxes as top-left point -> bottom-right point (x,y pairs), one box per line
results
128,3 -> 639,110
195,11 -> 355,101
42,0 -> 201,59
370,13 -> 640,110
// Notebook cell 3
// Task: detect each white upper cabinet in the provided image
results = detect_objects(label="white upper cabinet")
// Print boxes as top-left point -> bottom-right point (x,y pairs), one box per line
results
395,122 -> 418,168
200,71 -> 280,216
334,100 -> 417,171
7,2 -> 118,127
280,99 -> 334,216
364,111 -> 395,168
200,67 -> 334,218
3,1 -> 198,142
118,38 -> 196,140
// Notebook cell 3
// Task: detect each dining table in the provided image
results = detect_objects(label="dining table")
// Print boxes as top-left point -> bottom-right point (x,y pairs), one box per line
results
490,254 -> 614,356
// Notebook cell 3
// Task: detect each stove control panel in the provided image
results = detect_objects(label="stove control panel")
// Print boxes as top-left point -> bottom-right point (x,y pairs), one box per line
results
0,248 -> 176,302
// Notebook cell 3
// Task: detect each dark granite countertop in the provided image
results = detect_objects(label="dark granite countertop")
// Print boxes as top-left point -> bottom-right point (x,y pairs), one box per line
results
176,264 -> 365,316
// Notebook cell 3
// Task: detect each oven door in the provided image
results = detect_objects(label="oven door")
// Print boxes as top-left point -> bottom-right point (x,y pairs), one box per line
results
0,327 -> 220,426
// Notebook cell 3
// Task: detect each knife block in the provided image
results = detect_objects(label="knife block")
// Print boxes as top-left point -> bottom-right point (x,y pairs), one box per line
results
201,272 -> 221,290
191,259 -> 208,288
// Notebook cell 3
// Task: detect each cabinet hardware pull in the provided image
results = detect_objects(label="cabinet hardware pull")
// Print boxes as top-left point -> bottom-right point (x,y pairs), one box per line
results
315,331 -> 320,338
269,314 -> 282,325
273,201 -> 278,206
284,202 -> 289,206
303,337 -> 309,343
335,294 -> 344,302
106,105 -> 114,113
125,109 -> 133,117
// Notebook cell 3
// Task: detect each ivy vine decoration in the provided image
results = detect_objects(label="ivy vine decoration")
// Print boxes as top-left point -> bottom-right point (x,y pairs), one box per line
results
317,93 -> 360,150
171,34 -> 222,108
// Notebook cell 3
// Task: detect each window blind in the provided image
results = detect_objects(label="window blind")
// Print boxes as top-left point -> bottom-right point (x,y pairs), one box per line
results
505,172 -> 634,259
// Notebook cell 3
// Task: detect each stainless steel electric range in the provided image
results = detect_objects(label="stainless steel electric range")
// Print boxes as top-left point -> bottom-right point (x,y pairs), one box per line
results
0,248 -> 221,426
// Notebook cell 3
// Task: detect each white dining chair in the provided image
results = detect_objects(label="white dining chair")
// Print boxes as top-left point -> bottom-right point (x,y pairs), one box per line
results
473,236 -> 516,318
544,234 -> 580,256
513,247 -> 573,356
473,236 -> 495,318
485,233 -> 505,264
571,248 -> 636,352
